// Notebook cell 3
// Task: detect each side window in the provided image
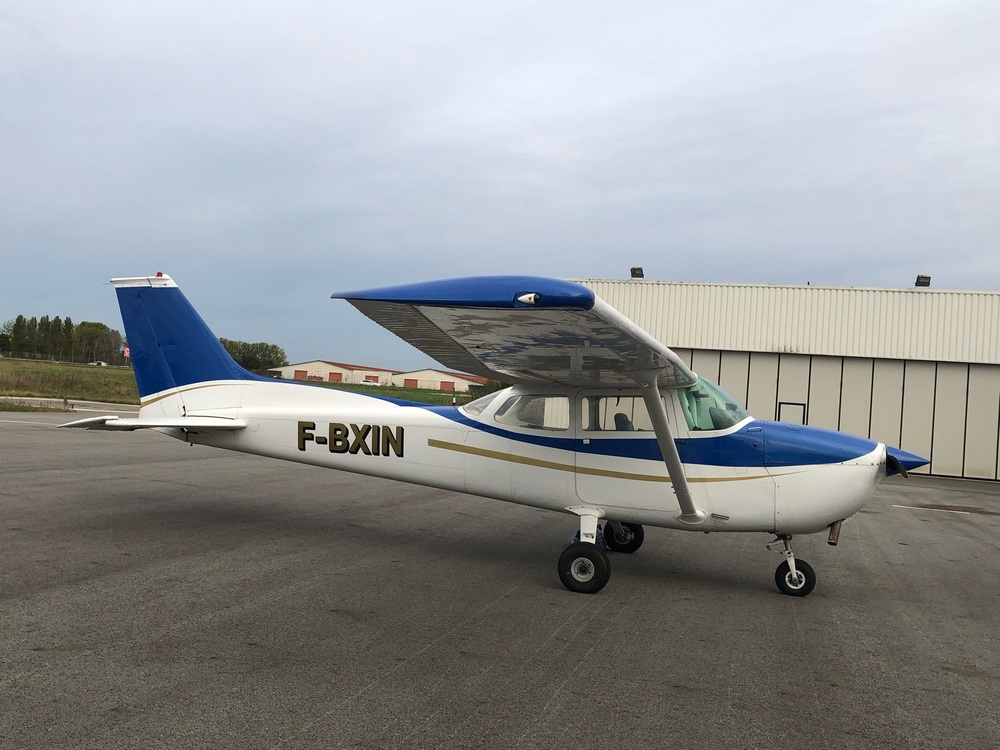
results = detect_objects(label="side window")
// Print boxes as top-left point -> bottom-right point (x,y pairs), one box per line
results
582,395 -> 659,432
494,394 -> 570,431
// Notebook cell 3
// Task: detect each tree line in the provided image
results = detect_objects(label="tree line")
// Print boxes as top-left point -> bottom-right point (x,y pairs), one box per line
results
1,314 -> 289,373
0,315 -> 124,364
220,338 -> 288,372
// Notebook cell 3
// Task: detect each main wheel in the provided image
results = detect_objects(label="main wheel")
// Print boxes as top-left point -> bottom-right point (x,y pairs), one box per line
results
557,543 -> 611,594
774,559 -> 816,597
603,522 -> 644,553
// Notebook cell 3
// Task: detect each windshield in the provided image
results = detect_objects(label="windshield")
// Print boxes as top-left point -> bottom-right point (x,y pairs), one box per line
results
678,379 -> 750,431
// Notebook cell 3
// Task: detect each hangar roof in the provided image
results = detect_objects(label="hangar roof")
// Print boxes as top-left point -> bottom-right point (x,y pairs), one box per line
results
576,280 -> 1000,366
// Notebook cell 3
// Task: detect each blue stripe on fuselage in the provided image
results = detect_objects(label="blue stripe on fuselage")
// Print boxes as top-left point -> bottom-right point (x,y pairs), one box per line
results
426,407 -> 878,468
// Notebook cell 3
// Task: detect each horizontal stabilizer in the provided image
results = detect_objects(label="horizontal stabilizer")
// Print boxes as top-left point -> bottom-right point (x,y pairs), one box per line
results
59,415 -> 247,432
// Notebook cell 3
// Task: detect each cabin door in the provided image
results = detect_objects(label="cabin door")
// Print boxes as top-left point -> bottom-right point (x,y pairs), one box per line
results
574,392 -> 667,517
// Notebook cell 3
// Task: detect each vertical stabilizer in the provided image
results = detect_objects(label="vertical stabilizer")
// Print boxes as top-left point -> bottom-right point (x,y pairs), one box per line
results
113,274 -> 262,400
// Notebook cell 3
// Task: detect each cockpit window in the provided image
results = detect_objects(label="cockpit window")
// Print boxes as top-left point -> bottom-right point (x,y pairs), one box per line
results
461,390 -> 501,418
678,378 -> 749,431
494,394 -> 569,430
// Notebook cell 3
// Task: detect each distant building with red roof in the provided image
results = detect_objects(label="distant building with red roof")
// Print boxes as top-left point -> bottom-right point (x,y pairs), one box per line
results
267,361 -> 487,392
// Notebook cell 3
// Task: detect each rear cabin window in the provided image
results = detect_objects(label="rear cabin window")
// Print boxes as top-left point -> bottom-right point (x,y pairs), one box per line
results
494,394 -> 570,431
461,390 -> 501,418
678,379 -> 749,431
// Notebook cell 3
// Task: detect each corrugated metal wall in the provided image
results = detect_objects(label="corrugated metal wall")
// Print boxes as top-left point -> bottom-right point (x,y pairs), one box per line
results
579,280 -> 1000,366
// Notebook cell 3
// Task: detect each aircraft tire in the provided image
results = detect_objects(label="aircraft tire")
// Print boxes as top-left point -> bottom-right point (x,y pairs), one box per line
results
774,559 -> 816,597
604,522 -> 644,553
557,543 -> 611,594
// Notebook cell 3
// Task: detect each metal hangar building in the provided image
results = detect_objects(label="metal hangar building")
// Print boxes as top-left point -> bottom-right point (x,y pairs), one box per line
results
578,279 -> 1000,481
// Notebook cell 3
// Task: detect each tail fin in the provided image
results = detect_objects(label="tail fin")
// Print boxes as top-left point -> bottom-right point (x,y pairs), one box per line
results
114,274 -> 263,400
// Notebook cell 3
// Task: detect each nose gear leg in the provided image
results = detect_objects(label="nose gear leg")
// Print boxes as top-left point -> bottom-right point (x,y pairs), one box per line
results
767,535 -> 798,578
767,535 -> 817,597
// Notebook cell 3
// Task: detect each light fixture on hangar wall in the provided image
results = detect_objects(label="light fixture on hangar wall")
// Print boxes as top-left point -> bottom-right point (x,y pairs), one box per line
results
915,275 -> 931,287
630,266 -> 644,279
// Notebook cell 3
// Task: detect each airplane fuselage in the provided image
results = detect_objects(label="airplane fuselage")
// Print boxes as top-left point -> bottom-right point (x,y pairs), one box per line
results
149,380 -> 886,536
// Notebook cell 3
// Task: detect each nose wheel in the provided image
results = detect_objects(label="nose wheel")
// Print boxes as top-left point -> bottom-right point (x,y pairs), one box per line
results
774,558 -> 816,596
767,535 -> 817,597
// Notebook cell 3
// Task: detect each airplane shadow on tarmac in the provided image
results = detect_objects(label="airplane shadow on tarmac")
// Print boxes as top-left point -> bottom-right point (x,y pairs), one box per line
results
73,481 -> 781,597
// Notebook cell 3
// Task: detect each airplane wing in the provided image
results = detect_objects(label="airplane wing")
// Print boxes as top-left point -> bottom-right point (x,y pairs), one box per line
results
59,416 -> 248,432
333,276 -> 697,388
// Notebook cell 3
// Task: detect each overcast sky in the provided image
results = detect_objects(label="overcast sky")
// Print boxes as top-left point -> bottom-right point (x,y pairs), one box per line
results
2,0 -> 997,369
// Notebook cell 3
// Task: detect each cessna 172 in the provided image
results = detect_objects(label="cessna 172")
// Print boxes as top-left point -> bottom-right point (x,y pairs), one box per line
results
63,273 -> 928,596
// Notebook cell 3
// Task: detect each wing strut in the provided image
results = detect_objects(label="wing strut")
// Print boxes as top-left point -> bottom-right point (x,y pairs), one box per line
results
637,375 -> 707,525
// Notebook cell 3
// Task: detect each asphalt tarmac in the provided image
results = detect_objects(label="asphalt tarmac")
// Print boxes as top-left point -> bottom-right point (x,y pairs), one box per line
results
2,412 -> 998,750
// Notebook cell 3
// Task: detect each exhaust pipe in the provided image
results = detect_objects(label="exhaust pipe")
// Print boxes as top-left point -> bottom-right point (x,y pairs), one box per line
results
827,520 -> 844,546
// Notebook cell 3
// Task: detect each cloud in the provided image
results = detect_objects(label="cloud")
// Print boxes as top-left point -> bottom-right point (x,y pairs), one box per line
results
1,1 -> 997,366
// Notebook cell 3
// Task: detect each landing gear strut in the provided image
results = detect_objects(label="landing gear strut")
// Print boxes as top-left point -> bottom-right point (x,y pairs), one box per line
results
767,535 -> 817,597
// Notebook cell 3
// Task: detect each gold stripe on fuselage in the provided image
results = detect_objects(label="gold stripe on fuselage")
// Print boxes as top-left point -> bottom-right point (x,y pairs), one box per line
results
140,382 -> 226,407
427,438 -> 775,483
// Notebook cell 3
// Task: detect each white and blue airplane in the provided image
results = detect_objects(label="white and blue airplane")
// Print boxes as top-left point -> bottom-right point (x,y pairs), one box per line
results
63,273 -> 928,596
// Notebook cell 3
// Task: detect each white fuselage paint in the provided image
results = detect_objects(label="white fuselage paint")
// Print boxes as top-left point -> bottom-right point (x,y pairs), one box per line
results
141,380 -> 886,536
